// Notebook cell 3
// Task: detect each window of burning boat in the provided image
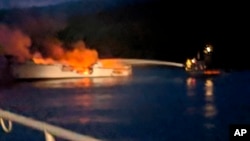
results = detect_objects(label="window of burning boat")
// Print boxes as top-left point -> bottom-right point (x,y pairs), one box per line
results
62,65 -> 74,72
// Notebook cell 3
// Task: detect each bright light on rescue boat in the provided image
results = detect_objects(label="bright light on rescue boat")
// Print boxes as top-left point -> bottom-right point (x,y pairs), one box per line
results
206,47 -> 211,53
191,58 -> 196,63
204,44 -> 213,54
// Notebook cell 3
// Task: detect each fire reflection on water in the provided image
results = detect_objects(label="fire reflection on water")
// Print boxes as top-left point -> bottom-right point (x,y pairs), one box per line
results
73,94 -> 93,108
70,93 -> 93,124
28,77 -> 129,125
45,92 -> 121,125
186,77 -> 196,97
186,77 -> 217,129
204,79 -> 217,130
204,79 -> 217,118
186,77 -> 197,115
31,77 -> 131,88
74,93 -> 121,124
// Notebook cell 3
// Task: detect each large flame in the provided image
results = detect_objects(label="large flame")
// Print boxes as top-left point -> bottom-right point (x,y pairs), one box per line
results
0,24 -> 127,72
62,41 -> 98,70
99,59 -> 128,69
32,40 -> 98,72
32,52 -> 56,65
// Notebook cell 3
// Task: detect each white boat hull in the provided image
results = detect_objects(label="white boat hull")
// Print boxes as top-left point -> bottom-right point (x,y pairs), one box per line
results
11,62 -> 132,79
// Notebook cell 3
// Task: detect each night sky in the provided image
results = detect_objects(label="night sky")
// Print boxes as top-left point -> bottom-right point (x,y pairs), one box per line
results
0,0 -> 146,9
0,0 -> 249,69
0,0 -> 80,9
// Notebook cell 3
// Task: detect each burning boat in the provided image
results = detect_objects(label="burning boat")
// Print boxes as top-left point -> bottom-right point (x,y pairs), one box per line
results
3,39 -> 132,80
10,60 -> 132,80
0,30 -> 132,80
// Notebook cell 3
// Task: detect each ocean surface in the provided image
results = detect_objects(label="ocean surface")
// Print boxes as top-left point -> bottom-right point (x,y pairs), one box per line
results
0,65 -> 250,141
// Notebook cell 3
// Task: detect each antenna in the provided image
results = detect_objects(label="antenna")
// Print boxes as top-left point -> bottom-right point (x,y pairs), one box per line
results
197,51 -> 200,60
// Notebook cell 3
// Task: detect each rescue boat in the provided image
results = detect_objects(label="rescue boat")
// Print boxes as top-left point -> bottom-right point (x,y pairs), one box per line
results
185,44 -> 222,76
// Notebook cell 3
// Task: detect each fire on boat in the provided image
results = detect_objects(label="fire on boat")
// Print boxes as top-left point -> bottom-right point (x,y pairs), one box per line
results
10,60 -> 132,80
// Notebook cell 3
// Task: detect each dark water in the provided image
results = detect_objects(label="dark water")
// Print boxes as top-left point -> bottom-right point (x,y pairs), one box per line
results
0,66 -> 250,141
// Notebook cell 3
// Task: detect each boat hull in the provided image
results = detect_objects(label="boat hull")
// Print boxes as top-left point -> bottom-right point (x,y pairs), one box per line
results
11,63 -> 132,79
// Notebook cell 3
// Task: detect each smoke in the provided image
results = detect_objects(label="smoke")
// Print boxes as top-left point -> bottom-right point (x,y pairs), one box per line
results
0,22 -> 99,70
0,5 -> 101,70
0,24 -> 31,62
40,37 -> 65,59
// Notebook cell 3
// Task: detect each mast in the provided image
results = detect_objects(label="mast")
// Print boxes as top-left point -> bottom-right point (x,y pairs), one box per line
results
197,51 -> 200,60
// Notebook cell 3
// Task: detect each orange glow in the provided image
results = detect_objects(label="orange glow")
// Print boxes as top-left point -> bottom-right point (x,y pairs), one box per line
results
186,77 -> 196,96
205,79 -> 213,97
32,52 -> 56,65
203,79 -> 217,118
82,94 -> 93,107
203,70 -> 221,75
74,78 -> 92,87
82,78 -> 91,87
185,59 -> 192,70
83,70 -> 89,75
186,77 -> 196,88
100,59 -> 127,69
72,93 -> 93,108
32,57 -> 55,65
0,23 -> 129,73
30,40 -> 129,73
79,117 -> 91,124
62,46 -> 98,71
31,40 -> 99,72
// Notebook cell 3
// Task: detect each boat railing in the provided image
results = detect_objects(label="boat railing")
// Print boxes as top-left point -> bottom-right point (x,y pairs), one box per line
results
0,108 -> 102,141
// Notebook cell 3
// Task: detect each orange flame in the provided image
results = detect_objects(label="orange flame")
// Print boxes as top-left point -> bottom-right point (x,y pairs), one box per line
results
100,59 -> 127,69
32,40 -> 98,72
32,52 -> 56,65
62,46 -> 98,71
0,24 -> 128,72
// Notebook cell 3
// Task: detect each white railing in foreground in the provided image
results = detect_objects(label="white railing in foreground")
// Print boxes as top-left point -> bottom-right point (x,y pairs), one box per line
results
0,108 -> 102,141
